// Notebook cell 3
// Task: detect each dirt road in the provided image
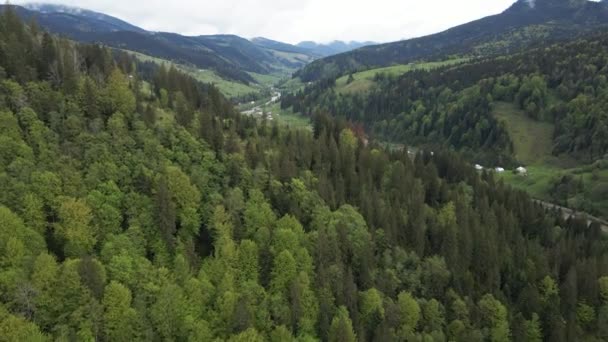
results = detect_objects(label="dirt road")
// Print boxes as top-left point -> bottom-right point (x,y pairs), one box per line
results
533,199 -> 608,233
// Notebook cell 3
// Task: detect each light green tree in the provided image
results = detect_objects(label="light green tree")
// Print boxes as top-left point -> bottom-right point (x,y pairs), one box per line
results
599,276 -> 608,304
397,291 -> 421,337
0,304 -> 47,342
237,240 -> 259,284
359,288 -> 384,337
422,299 -> 445,333
292,272 -> 319,334
270,250 -> 297,324
329,306 -> 356,342
478,294 -> 510,342
105,68 -> 136,115
86,183 -> 123,241
151,282 -> 188,340
166,166 -> 201,237
244,189 -> 277,240
103,281 -> 137,342
270,325 -> 293,342
20,193 -> 46,234
228,327 -> 265,342
54,197 -> 96,257
540,276 -> 559,304
0,206 -> 45,262
31,252 -> 59,329
211,205 -> 237,265
576,301 -> 595,331
524,313 -> 542,342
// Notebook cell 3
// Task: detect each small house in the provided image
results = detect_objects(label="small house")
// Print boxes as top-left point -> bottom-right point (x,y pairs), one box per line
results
495,167 -> 505,173
516,166 -> 528,175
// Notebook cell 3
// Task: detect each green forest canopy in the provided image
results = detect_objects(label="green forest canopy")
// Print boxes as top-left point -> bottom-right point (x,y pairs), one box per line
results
1,7 -> 608,342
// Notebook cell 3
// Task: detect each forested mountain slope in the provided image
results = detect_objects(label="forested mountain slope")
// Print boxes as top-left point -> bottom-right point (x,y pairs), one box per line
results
296,0 -> 608,82
283,31 -> 608,165
2,7 -> 608,342
0,4 -> 317,84
21,2 -> 148,33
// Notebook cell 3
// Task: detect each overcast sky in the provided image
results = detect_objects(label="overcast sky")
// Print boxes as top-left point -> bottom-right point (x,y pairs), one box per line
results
14,0 -> 519,44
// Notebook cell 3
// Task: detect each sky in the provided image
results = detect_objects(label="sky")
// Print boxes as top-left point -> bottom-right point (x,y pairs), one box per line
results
14,0 -> 519,44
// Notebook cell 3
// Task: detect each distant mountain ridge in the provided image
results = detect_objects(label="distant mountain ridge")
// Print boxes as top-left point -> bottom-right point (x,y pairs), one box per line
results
2,3 -> 321,84
250,37 -> 317,56
296,41 -> 377,57
296,0 -> 608,81
4,3 -> 381,85
250,38 -> 374,58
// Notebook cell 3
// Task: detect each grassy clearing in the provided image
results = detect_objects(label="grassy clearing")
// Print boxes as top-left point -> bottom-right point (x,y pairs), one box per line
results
335,58 -> 470,94
339,79 -> 376,94
492,102 -> 554,165
279,77 -> 306,93
498,163 -> 608,219
126,50 -> 259,98
190,69 -> 258,97
265,103 -> 312,130
499,165 -> 561,200
249,72 -> 285,88
490,102 -> 608,218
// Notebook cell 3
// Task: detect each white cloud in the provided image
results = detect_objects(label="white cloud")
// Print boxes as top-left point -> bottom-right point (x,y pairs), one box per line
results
13,0 -> 518,44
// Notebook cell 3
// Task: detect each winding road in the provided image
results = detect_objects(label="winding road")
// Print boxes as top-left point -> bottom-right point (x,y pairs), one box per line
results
241,91 -> 281,117
533,199 -> 608,233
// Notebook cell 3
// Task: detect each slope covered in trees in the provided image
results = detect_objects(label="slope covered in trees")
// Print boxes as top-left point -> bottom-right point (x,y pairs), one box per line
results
296,0 -> 608,82
2,8 -> 608,342
283,30 -> 608,166
0,4 -> 318,85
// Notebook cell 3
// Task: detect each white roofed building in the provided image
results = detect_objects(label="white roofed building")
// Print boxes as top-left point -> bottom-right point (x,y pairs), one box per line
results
516,166 -> 528,175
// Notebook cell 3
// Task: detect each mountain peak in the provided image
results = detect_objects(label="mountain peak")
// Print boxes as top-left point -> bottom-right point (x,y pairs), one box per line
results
504,0 -> 604,17
24,3 -> 93,15
516,0 -> 590,9
20,2 -> 147,33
